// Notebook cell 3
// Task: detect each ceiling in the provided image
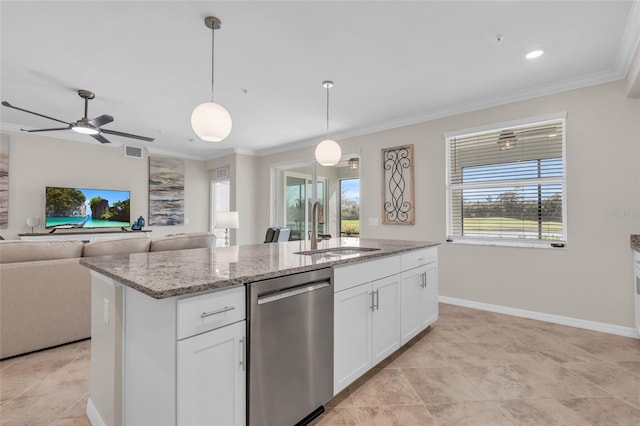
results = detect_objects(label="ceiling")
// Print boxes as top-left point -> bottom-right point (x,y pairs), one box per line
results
1,1 -> 639,160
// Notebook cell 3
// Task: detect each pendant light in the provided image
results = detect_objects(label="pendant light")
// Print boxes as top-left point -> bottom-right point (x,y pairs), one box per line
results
191,16 -> 232,142
315,80 -> 341,166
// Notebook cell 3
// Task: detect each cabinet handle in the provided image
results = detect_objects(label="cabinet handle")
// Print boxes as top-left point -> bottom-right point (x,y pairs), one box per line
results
418,257 -> 427,261
370,292 -> 375,311
421,272 -> 427,288
200,306 -> 235,318
239,338 -> 245,371
374,290 -> 380,311
637,277 -> 640,295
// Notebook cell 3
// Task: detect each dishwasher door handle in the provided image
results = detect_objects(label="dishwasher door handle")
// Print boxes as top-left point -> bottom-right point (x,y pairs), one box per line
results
257,281 -> 330,305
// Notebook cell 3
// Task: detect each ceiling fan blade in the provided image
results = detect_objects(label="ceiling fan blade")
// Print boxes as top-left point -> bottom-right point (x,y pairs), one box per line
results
101,128 -> 155,142
2,101 -> 70,125
91,133 -> 112,144
89,114 -> 114,127
20,126 -> 72,133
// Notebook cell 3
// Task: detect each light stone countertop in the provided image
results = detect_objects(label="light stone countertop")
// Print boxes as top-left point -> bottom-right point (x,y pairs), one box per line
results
632,235 -> 640,252
80,237 -> 439,299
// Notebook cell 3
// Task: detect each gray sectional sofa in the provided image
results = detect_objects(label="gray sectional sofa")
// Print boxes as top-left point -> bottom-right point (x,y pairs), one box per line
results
0,232 -> 215,359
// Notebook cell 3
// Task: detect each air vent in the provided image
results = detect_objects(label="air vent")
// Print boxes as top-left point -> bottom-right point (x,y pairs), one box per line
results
215,166 -> 229,180
124,145 -> 143,159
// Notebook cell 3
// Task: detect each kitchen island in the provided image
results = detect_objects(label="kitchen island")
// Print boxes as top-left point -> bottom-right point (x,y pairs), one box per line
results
80,237 -> 439,426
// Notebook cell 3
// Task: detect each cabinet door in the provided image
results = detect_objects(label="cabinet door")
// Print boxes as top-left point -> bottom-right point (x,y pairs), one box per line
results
422,263 -> 438,328
371,275 -> 401,365
400,267 -> 424,345
177,320 -> 246,426
334,283 -> 372,394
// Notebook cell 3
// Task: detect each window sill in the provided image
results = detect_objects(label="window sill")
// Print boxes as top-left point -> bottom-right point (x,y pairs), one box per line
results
446,238 -> 567,249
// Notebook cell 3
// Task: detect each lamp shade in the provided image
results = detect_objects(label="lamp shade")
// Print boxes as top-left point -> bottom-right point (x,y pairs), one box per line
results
191,102 -> 232,142
215,211 -> 239,229
315,139 -> 342,166
26,217 -> 41,227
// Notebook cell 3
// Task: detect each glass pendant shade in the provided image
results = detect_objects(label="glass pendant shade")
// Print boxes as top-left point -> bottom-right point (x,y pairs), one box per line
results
315,139 -> 342,166
191,101 -> 232,142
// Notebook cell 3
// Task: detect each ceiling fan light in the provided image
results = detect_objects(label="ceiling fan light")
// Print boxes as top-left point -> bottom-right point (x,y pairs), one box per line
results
191,101 -> 232,142
72,123 -> 99,135
315,139 -> 342,166
498,131 -> 516,150
525,49 -> 544,60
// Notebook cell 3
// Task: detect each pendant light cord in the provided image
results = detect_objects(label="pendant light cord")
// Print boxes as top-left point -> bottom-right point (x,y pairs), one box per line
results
211,25 -> 215,102
326,85 -> 330,136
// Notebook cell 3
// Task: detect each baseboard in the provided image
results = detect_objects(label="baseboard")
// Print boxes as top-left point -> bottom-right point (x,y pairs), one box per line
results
439,296 -> 639,339
86,398 -> 106,426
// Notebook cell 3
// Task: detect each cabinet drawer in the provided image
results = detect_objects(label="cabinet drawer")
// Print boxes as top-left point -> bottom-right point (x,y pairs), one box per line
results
400,247 -> 437,271
177,286 -> 246,340
334,255 -> 400,292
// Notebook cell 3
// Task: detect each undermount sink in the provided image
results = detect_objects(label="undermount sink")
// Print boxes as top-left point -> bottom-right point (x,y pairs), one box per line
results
295,247 -> 381,256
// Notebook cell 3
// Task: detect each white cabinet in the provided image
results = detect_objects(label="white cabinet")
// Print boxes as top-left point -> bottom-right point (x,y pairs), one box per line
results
176,287 -> 246,426
334,271 -> 401,394
334,282 -> 372,393
400,247 -> 438,345
177,321 -> 245,426
400,262 -> 438,345
371,275 -> 401,363
333,246 -> 438,395
120,285 -> 246,426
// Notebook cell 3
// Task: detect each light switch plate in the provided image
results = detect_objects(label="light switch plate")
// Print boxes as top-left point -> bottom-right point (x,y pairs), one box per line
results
369,218 -> 379,226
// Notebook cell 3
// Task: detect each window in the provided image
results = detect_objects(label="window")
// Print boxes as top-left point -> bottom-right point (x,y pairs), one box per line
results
340,179 -> 360,236
446,115 -> 566,247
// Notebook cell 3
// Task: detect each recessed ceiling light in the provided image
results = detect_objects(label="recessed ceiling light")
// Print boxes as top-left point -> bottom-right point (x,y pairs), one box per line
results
525,49 -> 544,60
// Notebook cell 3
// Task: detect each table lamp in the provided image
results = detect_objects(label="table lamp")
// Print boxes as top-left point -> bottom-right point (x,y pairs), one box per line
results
26,217 -> 41,234
215,211 -> 239,246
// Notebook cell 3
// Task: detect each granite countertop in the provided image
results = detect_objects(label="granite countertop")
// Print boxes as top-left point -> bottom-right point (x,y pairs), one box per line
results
80,238 -> 439,299
632,235 -> 640,252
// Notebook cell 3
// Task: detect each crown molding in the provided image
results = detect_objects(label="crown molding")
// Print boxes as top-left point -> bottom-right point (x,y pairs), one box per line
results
617,0 -> 640,75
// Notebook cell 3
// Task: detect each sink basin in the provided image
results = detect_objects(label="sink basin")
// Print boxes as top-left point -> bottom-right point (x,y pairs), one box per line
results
295,247 -> 381,256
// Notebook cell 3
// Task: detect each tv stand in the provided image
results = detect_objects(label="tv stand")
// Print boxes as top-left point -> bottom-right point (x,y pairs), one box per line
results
18,230 -> 151,242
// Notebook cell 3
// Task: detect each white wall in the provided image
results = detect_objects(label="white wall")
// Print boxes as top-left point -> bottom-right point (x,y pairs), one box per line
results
254,80 -> 640,328
1,131 -> 209,239
234,154 -> 259,245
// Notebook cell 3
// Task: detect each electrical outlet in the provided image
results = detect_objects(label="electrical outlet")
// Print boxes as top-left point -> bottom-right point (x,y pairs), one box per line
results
103,299 -> 110,326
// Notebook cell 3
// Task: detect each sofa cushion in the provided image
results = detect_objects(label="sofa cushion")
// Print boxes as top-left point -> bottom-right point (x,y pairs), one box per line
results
0,240 -> 84,264
83,237 -> 151,257
150,232 -> 215,252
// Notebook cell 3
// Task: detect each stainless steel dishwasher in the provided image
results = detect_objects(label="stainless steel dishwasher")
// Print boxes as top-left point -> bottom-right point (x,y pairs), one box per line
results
248,268 -> 333,426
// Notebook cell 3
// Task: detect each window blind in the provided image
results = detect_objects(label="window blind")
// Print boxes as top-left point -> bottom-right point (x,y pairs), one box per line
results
446,118 -> 566,246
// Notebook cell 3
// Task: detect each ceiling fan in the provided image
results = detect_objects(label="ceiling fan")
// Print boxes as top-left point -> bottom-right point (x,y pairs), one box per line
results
1,89 -> 155,144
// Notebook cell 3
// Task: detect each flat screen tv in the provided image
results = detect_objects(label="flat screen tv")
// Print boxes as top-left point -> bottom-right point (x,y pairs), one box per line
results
45,186 -> 131,230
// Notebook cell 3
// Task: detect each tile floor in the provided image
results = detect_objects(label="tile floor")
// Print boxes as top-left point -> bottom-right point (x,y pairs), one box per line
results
1,303 -> 639,425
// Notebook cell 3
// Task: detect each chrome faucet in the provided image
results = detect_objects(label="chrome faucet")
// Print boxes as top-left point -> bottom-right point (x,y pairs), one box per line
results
311,201 -> 325,250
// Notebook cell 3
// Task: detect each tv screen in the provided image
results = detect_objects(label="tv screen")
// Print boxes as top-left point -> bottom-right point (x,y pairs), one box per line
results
45,186 -> 131,229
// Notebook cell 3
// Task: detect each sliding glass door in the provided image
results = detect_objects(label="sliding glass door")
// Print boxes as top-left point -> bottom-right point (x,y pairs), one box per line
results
284,172 -> 326,241
273,156 -> 359,241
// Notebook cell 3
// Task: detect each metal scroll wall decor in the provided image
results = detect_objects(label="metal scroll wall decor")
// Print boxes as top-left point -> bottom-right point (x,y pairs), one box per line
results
382,144 -> 415,225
